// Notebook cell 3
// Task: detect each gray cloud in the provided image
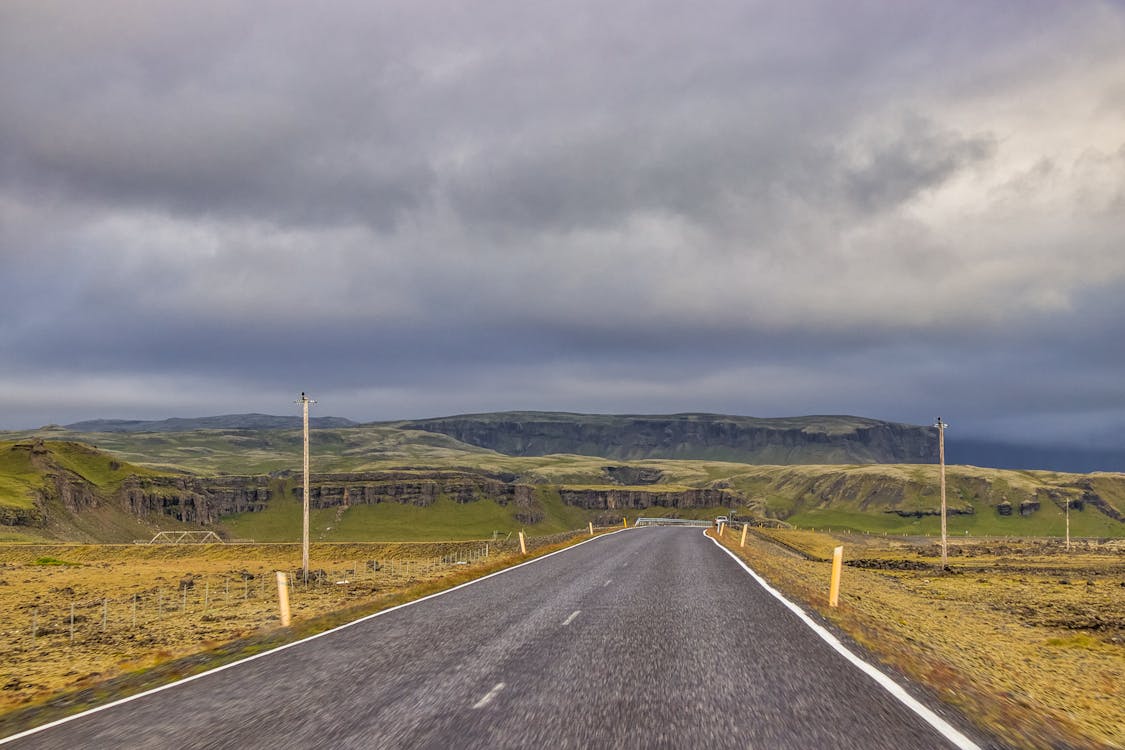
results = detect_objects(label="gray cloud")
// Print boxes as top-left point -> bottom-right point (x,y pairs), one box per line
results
2,0 -> 1124,449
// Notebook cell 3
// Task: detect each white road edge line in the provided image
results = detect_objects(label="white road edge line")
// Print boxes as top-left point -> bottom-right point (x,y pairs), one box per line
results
562,609 -> 581,626
704,531 -> 981,750
472,682 -> 506,709
0,527 -> 634,745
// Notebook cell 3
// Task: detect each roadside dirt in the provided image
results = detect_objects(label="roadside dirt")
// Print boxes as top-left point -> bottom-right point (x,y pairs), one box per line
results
716,529 -> 1125,750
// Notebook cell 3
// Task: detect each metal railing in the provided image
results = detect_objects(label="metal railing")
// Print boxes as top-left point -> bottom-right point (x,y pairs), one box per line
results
134,531 -> 225,545
633,518 -> 713,527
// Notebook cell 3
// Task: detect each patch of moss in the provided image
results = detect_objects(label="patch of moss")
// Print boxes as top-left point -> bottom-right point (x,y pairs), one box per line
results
31,556 -> 80,566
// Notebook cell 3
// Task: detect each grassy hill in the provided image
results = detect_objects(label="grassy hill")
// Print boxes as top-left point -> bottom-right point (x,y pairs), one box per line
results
0,437 -> 637,543
0,440 -> 189,543
2,423 -> 1123,543
4,425 -> 494,475
63,413 -> 358,432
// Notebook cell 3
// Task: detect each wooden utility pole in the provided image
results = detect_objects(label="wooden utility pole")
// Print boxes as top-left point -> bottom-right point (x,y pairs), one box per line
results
298,392 -> 316,579
935,417 -> 948,569
1066,498 -> 1071,551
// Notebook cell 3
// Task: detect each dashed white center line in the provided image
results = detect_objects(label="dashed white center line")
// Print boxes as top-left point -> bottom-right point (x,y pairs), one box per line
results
603,579 -> 612,587
562,610 -> 581,626
472,682 -> 506,709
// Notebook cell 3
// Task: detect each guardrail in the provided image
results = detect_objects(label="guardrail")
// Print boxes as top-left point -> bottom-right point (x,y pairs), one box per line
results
633,518 -> 713,527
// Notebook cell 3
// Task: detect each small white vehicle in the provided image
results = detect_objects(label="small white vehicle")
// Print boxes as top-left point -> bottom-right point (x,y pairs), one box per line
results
714,515 -> 729,526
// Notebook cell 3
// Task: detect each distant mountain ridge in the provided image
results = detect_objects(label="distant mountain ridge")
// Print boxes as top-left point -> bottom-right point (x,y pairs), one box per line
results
46,411 -> 1125,472
398,411 -> 939,465
64,413 -> 357,433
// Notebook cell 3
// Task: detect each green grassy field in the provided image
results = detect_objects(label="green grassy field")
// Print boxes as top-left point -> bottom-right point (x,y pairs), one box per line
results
218,487 -> 678,543
221,495 -> 535,542
788,503 -> 1125,538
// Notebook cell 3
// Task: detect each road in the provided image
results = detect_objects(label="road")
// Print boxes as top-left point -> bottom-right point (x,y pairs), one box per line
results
2,528 -> 984,749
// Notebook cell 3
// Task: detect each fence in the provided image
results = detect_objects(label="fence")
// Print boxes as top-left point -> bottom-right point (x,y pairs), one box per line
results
5,544 -> 498,656
3,527 -> 605,658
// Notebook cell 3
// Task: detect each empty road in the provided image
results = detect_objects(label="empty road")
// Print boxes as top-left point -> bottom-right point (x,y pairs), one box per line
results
2,528 -> 985,749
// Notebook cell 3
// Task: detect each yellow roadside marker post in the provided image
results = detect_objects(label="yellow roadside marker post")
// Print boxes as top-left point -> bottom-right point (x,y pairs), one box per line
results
588,521 -> 594,536
519,531 -> 527,555
829,546 -> 844,607
276,571 -> 291,626
740,523 -> 748,548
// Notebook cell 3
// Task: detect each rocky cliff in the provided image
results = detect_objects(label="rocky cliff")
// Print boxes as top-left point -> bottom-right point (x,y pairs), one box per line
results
557,486 -> 742,511
118,476 -> 271,524
293,470 -> 543,524
399,412 -> 937,464
295,472 -> 748,523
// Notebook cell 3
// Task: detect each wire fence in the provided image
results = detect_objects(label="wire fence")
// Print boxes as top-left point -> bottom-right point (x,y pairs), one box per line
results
3,527 -> 600,655
5,545 -> 500,653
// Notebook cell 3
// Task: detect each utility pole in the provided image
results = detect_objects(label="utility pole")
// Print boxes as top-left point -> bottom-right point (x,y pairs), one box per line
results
1066,498 -> 1071,551
297,392 -> 316,580
934,417 -> 948,569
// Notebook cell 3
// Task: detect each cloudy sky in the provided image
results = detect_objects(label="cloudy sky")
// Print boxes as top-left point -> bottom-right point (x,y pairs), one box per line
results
2,1 -> 1124,445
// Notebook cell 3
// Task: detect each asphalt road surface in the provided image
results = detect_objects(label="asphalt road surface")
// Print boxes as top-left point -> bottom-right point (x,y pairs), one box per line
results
2,528 -> 986,749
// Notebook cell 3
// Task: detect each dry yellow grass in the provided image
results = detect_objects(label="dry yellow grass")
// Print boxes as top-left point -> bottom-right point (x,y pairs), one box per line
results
0,529 -> 597,727
0,541 -> 500,712
714,529 -> 1125,749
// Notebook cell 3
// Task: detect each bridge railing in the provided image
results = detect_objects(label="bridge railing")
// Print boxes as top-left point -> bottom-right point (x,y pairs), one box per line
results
633,518 -> 713,527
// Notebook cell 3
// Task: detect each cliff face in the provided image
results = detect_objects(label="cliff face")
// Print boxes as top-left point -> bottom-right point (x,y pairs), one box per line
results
558,487 -> 740,511
298,471 -> 519,507
1,441 -> 272,531
118,476 -> 271,525
400,413 -> 938,464
293,472 -> 543,524
297,473 -> 745,521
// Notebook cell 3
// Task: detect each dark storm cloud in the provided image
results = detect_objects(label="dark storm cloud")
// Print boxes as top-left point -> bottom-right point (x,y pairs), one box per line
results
2,0 -> 1124,445
0,1 -> 1020,232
